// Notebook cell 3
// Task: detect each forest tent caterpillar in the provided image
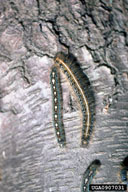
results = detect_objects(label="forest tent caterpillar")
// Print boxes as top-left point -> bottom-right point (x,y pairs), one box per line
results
81,159 -> 101,192
50,66 -> 66,147
54,52 -> 95,146
120,156 -> 128,185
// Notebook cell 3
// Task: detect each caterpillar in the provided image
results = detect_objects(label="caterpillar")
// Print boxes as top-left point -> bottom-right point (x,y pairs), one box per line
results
53,52 -> 95,146
81,160 -> 101,192
50,52 -> 95,146
50,66 -> 66,147
120,156 -> 128,185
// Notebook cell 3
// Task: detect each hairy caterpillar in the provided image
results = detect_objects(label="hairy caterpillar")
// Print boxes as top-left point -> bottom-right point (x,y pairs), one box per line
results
50,66 -> 66,147
81,160 -> 101,192
120,156 -> 128,185
50,52 -> 95,146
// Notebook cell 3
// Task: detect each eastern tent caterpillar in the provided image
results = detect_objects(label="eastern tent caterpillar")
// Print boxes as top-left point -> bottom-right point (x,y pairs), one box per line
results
50,66 -> 66,147
81,160 -> 101,192
54,52 -> 95,146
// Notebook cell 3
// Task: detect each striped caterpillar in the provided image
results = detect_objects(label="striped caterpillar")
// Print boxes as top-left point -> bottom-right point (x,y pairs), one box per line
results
81,160 -> 101,192
50,52 -> 95,147
50,66 -> 66,147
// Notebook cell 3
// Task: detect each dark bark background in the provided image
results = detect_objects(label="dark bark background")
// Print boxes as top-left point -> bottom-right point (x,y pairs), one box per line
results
0,0 -> 128,192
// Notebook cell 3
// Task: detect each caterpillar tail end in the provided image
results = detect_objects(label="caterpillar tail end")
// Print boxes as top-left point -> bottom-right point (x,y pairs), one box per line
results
58,138 -> 66,148
81,140 -> 88,147
59,142 -> 66,148
81,136 -> 89,147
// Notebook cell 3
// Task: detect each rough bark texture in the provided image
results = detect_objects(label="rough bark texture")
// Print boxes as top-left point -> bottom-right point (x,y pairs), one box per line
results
0,0 -> 128,192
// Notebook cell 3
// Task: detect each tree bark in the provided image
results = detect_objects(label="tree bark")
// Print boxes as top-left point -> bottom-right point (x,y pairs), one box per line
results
0,0 -> 128,191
